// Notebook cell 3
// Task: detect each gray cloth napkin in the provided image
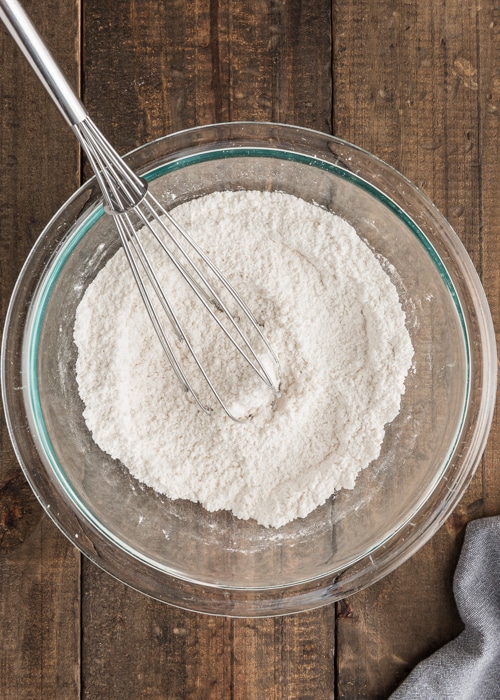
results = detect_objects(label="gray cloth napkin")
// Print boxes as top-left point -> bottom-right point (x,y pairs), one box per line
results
390,516 -> 500,700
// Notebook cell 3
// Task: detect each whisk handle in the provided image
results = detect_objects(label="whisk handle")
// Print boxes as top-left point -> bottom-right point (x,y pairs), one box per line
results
0,0 -> 87,126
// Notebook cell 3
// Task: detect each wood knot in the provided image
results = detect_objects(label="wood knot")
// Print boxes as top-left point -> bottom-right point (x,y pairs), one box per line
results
0,472 -> 41,551
1,501 -> 22,530
338,599 -> 353,618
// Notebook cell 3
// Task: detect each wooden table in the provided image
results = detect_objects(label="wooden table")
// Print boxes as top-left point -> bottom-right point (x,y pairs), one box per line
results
1,1 -> 498,697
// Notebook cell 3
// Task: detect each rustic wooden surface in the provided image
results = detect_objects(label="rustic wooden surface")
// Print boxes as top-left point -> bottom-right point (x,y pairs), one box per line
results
0,0 -> 498,698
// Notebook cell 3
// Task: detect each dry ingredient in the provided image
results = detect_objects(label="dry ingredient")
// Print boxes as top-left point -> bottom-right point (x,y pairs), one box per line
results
74,190 -> 414,528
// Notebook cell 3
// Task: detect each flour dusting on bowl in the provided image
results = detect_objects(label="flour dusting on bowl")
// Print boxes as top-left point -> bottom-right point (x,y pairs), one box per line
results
73,190 -> 414,527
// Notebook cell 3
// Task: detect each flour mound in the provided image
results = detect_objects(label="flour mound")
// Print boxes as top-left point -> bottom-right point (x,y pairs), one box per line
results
74,190 -> 414,528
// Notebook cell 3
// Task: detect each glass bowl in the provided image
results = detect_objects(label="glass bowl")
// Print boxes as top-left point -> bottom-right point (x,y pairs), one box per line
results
1,122 -> 496,616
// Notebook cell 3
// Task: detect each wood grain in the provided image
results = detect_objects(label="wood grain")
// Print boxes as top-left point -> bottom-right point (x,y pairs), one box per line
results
82,566 -> 335,700
478,0 -> 500,519
0,0 -> 81,697
333,0 -> 498,697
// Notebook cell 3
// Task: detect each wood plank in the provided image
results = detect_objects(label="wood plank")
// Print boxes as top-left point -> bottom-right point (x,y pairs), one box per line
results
82,563 -> 234,699
231,611 -> 335,700
80,0 -> 334,698
333,0 -> 492,697
0,0 -> 81,695
279,611 -> 335,700
82,0 -> 216,150
82,568 -> 336,700
0,520 -> 80,700
478,0 -> 500,518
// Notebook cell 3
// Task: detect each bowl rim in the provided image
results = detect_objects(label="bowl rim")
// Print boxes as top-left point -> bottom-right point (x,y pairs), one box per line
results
2,121 -> 497,616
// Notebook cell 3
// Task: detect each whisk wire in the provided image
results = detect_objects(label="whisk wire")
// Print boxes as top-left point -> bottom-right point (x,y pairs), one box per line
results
78,118 -> 280,395
159,198 -> 280,367
75,118 -> 280,419
77,119 -> 280,420
136,199 -> 277,390
75,119 -> 147,211
113,214 -> 212,415
77,129 -> 215,414
119,210 -> 268,420
131,204 -> 279,403
120,214 -> 185,341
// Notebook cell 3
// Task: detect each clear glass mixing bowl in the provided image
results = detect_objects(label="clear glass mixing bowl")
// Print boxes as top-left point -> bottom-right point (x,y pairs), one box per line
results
1,122 -> 496,616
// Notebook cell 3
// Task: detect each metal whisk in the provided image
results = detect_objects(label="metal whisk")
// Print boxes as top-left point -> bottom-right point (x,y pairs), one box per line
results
1,0 -> 280,422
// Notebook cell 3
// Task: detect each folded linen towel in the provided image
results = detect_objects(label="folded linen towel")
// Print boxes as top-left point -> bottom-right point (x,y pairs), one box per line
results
390,516 -> 500,700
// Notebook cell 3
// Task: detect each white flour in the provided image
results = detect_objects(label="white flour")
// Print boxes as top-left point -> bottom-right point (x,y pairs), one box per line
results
74,190 -> 413,528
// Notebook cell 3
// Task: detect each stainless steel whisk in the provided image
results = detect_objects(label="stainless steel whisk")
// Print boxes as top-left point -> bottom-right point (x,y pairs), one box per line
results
0,0 -> 280,421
